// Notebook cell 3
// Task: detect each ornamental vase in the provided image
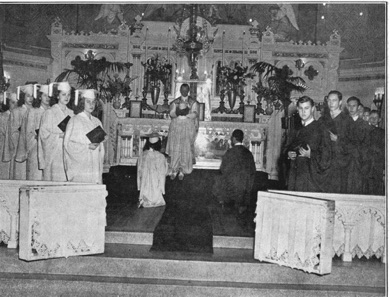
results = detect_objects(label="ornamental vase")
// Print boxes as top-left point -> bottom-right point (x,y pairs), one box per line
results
265,99 -> 274,115
150,86 -> 160,106
226,89 -> 237,110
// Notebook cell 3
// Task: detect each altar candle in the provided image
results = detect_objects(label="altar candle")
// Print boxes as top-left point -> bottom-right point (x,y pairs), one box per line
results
145,27 -> 148,63
242,31 -> 245,64
167,27 -> 171,60
222,31 -> 225,66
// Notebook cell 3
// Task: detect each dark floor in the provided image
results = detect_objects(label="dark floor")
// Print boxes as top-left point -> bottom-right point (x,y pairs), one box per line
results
104,166 -> 285,238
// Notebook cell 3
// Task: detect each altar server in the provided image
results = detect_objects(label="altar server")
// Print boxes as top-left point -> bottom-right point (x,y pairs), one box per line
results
0,93 -> 17,179
64,89 -> 105,184
3,84 -> 35,180
38,82 -> 74,181
137,133 -> 168,208
15,85 -> 51,180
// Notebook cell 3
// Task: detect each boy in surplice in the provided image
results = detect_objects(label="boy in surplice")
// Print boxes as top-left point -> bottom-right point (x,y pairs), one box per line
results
284,96 -> 331,192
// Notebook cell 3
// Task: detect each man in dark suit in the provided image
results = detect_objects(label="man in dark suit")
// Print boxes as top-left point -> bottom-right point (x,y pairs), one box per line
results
212,129 -> 256,214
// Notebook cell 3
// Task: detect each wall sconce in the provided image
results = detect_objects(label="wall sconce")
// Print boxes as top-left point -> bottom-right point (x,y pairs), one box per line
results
295,59 -> 305,70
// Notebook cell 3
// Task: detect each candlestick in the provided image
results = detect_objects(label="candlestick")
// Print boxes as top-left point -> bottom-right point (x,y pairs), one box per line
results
144,27 -> 148,63
222,31 -> 225,66
242,31 -> 245,64
167,27 -> 171,60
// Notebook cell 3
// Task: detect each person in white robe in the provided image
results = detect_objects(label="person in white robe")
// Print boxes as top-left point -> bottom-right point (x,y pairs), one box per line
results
137,133 -> 168,208
15,85 -> 50,180
38,82 -> 74,181
64,89 -> 105,184
0,94 -> 17,179
3,84 -> 34,180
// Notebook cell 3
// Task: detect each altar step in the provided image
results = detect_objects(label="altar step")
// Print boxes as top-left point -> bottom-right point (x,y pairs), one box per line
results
0,244 -> 385,296
105,230 -> 254,249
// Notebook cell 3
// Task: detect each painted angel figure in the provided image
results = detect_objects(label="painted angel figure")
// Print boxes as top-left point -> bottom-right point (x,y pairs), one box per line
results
268,4 -> 299,42
95,4 -> 124,24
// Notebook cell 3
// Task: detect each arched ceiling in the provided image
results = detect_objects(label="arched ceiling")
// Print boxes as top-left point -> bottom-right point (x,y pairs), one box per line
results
1,3 -> 386,63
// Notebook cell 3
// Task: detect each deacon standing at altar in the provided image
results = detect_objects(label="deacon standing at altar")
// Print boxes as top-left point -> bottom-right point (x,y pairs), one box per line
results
166,83 -> 199,180
137,133 -> 168,208
3,84 -> 35,180
284,96 -> 331,192
0,93 -> 17,179
212,129 -> 256,215
38,82 -> 74,181
15,84 -> 51,180
64,89 -> 105,184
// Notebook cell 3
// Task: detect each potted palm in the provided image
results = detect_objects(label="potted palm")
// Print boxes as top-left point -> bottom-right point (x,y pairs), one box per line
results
56,50 -> 131,103
250,61 -> 307,115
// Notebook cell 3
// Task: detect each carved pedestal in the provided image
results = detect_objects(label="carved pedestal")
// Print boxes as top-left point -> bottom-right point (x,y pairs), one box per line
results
19,184 -> 107,261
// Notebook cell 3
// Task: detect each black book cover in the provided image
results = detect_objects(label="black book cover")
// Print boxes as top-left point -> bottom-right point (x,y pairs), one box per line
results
57,115 -> 71,132
86,125 -> 107,143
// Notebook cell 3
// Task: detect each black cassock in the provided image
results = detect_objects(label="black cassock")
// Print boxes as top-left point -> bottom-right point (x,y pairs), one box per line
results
317,111 -> 355,193
212,145 -> 256,207
284,120 -> 331,192
367,126 -> 385,195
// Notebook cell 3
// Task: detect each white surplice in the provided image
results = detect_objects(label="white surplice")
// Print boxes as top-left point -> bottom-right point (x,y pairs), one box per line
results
0,111 -> 11,179
15,107 -> 46,180
3,105 -> 28,180
137,149 -> 168,208
38,104 -> 74,181
63,111 -> 104,184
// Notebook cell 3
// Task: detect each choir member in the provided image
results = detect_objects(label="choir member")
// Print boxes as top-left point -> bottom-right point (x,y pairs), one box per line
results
38,82 -> 74,181
0,93 -> 17,179
3,84 -> 34,180
64,89 -> 105,184
346,96 -> 371,194
285,96 -> 331,192
15,84 -> 51,180
317,90 -> 354,193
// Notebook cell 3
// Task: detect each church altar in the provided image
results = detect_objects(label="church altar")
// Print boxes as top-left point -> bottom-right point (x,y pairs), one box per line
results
46,9 -> 343,180
102,104 -> 270,173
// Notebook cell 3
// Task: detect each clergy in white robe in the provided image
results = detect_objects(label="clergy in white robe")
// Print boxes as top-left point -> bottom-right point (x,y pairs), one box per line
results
64,89 -> 104,184
15,85 -> 51,180
137,133 -> 168,208
3,84 -> 34,180
38,82 -> 74,181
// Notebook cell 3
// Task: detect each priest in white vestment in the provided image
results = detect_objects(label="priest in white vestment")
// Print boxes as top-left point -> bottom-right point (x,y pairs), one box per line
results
64,89 -> 105,184
137,133 -> 168,208
38,82 -> 74,181
16,85 -> 50,180
3,84 -> 34,180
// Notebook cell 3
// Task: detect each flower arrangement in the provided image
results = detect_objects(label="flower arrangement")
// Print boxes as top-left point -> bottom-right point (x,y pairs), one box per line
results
218,63 -> 255,91
141,54 -> 172,90
99,73 -> 137,100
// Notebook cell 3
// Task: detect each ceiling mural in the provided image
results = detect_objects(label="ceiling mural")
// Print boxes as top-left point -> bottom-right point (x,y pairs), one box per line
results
1,3 -> 386,63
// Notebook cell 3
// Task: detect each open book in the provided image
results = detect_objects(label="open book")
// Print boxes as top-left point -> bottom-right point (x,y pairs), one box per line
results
86,125 -> 107,143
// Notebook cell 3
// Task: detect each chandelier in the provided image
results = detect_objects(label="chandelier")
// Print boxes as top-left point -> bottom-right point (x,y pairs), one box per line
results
173,4 -> 218,79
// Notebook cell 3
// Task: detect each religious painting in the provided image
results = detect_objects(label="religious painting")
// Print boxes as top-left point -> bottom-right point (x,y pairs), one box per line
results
129,101 -> 142,118
194,129 -> 230,160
